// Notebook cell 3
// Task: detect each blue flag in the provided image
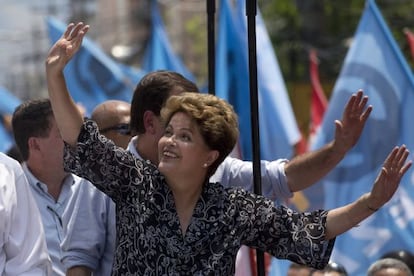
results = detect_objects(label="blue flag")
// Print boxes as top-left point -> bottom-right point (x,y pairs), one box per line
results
0,86 -> 21,153
310,0 -> 414,274
0,86 -> 21,115
117,62 -> 147,89
46,17 -> 139,115
216,0 -> 251,160
216,0 -> 300,161
142,0 -> 195,82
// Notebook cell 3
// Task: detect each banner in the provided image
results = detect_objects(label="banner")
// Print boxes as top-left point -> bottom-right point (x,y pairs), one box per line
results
310,0 -> 414,274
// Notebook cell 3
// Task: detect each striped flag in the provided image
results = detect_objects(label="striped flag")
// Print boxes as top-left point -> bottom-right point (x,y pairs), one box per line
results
403,27 -> 414,61
308,49 -> 328,148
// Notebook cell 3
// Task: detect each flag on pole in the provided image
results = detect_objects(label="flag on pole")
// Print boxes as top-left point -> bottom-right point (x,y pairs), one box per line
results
46,17 -> 139,115
117,62 -> 147,88
235,0 -> 301,160
0,86 -> 21,115
216,0 -> 300,161
0,86 -> 21,153
310,0 -> 414,274
309,49 -> 328,147
215,0 -> 251,160
216,1 -> 300,274
142,0 -> 195,82
215,2 -> 254,273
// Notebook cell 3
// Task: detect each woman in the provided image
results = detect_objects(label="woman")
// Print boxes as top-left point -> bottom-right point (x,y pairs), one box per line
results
46,22 -> 411,275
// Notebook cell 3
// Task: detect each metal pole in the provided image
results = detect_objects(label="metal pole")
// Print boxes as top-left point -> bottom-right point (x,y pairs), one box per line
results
207,0 -> 216,94
245,1 -> 265,275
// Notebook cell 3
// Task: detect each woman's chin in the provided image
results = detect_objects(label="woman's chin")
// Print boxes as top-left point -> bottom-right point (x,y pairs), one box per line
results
158,162 -> 174,175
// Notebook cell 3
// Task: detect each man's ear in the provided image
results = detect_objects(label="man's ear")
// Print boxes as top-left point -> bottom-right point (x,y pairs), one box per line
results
143,111 -> 157,135
28,137 -> 40,151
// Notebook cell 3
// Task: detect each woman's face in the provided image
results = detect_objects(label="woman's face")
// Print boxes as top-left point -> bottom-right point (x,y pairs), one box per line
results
158,112 -> 217,183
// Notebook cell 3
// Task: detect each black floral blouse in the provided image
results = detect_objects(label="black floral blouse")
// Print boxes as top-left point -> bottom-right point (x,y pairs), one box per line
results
64,120 -> 335,275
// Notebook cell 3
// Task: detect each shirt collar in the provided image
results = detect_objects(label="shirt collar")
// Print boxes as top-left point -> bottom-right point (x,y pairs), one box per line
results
21,162 -> 74,194
127,135 -> 144,160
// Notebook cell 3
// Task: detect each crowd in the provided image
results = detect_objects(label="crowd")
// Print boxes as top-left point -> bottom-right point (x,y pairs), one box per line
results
0,21 -> 412,275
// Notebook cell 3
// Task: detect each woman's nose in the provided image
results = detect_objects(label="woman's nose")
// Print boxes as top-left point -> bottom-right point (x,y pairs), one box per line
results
167,135 -> 176,146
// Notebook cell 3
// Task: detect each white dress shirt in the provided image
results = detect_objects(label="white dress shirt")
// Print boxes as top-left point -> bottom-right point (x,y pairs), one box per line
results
0,153 -> 51,275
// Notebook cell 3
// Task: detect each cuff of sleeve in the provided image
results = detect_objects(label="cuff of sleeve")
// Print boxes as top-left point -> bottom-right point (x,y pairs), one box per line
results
265,159 -> 293,201
61,253 -> 98,271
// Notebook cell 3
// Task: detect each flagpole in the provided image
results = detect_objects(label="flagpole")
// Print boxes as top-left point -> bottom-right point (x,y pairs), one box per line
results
207,0 -> 216,94
245,1 -> 265,275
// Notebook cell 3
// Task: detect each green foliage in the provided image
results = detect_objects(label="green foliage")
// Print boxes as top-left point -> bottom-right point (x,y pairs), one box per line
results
184,15 -> 208,86
259,0 -> 414,83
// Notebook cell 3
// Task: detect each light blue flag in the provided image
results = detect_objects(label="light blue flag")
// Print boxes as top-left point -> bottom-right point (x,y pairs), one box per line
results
310,0 -> 414,275
0,86 -> 21,153
235,0 -> 300,161
0,86 -> 21,114
142,0 -> 195,82
46,17 -> 139,115
216,0 -> 300,161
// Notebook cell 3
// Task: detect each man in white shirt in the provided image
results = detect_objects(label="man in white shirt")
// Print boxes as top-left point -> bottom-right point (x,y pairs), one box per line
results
0,152 -> 51,275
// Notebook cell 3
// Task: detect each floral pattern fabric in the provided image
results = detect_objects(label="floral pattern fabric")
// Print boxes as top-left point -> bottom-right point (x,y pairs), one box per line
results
64,120 -> 335,275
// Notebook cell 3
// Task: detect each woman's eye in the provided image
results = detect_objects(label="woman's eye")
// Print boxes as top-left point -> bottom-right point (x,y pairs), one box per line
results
180,134 -> 190,141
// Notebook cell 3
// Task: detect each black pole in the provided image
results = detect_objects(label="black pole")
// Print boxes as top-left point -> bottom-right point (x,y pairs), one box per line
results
245,1 -> 265,276
207,0 -> 216,94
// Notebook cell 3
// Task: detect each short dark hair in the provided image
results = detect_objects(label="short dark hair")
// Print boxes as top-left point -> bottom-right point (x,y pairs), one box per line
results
12,99 -> 54,160
310,262 -> 348,276
381,250 -> 414,274
130,70 -> 199,134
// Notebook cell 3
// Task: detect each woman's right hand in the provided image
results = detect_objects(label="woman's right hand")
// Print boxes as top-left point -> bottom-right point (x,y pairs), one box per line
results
45,22 -> 89,73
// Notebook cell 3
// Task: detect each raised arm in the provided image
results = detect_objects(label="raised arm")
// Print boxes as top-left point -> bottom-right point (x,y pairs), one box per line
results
45,22 -> 89,146
325,145 -> 411,240
285,90 -> 372,192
